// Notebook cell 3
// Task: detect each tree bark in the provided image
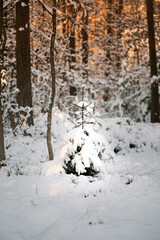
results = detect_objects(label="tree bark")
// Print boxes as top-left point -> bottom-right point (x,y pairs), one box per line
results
107,0 -> 113,37
82,7 -> 89,81
0,0 -> 3,39
146,0 -> 159,123
0,0 -> 6,164
16,0 -> 33,125
69,0 -> 77,96
47,0 -> 56,160
116,0 -> 123,71
105,0 -> 113,76
62,0 -> 66,35
0,78 -> 5,164
0,0 -> 5,69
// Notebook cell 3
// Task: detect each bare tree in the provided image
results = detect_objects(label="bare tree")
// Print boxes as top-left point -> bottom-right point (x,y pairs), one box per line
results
16,0 -> 33,125
47,0 -> 56,160
146,0 -> 159,122
0,0 -> 6,164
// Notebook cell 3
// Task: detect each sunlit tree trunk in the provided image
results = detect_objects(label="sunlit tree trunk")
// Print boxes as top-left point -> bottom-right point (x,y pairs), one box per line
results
47,0 -> 56,160
16,0 -> 33,125
0,0 -> 6,164
105,0 -> 113,77
82,7 -> 89,81
146,0 -> 159,123
107,0 -> 112,57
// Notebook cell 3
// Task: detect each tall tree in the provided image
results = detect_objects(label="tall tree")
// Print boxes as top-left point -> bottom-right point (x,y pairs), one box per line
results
47,0 -> 56,160
16,0 -> 33,125
146,0 -> 159,122
0,0 -> 6,164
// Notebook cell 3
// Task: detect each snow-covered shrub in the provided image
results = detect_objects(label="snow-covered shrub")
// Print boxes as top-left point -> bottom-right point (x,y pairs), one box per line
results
56,127 -> 114,176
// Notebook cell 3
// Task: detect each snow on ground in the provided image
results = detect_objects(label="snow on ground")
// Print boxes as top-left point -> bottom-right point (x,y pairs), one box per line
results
0,108 -> 160,240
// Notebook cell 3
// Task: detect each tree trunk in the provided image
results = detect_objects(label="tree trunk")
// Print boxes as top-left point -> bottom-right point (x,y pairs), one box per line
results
0,78 -> 5,164
0,0 -> 2,38
146,0 -> 159,123
0,0 -> 5,69
62,0 -> 66,35
82,7 -> 89,81
16,0 -> 33,126
116,0 -> 123,71
0,0 -> 6,164
107,0 -> 113,41
69,1 -> 77,96
47,0 -> 56,160
105,0 -> 113,76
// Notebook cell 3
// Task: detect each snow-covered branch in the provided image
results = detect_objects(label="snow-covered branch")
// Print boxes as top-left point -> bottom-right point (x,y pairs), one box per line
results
37,0 -> 52,16
3,1 -> 10,10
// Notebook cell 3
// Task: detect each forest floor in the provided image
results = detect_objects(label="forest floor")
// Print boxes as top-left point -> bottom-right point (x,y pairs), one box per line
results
0,108 -> 160,240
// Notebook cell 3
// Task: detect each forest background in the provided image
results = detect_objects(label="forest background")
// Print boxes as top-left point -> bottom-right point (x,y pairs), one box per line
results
0,0 -> 160,163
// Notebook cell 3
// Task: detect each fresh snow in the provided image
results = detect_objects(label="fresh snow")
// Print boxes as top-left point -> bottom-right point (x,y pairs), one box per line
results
0,108 -> 160,240
18,27 -> 25,31
21,2 -> 27,7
